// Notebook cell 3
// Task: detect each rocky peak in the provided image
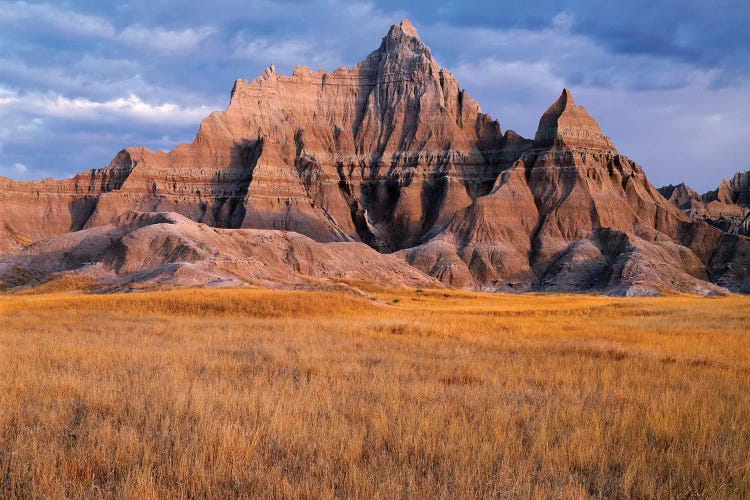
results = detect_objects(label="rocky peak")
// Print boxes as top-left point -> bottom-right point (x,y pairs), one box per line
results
390,18 -> 419,38
702,170 -> 750,206
367,18 -> 433,67
534,88 -> 615,150
658,182 -> 702,211
383,19 -> 423,47
702,179 -> 732,204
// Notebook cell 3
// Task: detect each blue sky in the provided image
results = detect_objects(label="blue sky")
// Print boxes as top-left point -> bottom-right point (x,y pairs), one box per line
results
0,0 -> 748,191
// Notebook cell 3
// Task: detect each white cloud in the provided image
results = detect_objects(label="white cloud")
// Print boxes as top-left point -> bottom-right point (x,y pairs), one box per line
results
233,36 -> 341,72
230,0 -> 407,73
0,162 -> 60,180
0,55 -> 213,107
0,87 -> 19,106
0,1 -> 113,38
0,2 -> 214,54
429,20 -> 702,93
0,94 -> 19,106
0,91 -> 219,127
453,59 -> 564,96
118,25 -> 216,54
0,89 -> 217,180
30,94 -> 215,125
552,11 -> 574,32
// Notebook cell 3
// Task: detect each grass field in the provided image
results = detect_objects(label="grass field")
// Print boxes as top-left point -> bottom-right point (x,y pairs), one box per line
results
0,287 -> 749,498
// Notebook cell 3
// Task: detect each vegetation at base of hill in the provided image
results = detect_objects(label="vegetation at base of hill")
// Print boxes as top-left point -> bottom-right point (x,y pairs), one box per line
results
0,288 -> 748,498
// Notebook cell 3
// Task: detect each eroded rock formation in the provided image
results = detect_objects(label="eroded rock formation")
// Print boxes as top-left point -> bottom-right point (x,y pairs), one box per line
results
399,90 -> 741,295
660,172 -> 750,237
1,19 -> 748,295
1,20 -> 509,254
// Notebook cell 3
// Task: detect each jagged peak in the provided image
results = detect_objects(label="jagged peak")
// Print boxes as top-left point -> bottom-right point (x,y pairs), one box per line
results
534,88 -> 615,150
537,88 -> 574,118
659,182 -> 699,201
554,87 -> 574,108
376,18 -> 430,59
388,19 -> 420,39
228,18 -> 447,111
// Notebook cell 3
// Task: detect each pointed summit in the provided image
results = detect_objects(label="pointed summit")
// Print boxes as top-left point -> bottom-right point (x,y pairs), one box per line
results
388,19 -> 420,39
379,18 -> 428,57
658,182 -> 702,211
361,17 -> 435,78
534,88 -> 615,150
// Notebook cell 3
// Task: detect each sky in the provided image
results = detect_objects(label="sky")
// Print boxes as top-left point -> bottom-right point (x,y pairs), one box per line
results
0,1 -> 748,192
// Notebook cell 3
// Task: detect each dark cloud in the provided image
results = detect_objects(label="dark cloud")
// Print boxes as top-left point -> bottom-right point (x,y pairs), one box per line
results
374,0 -> 750,83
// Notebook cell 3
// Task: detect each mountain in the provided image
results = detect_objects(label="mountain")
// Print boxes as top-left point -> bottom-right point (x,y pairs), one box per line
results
659,172 -> 750,236
1,20 -> 509,253
704,171 -> 750,207
400,89 -> 738,295
658,183 -> 704,212
1,19 -> 748,295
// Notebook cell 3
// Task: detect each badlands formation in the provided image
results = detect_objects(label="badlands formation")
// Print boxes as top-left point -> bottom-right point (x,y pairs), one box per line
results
659,171 -> 750,237
1,20 -> 748,295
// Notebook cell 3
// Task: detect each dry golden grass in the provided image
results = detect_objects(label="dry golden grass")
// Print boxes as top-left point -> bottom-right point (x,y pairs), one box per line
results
0,288 -> 749,498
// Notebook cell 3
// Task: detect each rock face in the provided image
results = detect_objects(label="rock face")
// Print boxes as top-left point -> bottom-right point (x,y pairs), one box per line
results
1,20 -> 510,254
399,89 -> 742,295
660,172 -> 750,237
1,19 -> 748,295
658,183 -> 704,212
704,171 -> 750,207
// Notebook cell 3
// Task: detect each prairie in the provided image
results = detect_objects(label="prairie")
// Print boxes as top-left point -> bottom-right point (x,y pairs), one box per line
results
0,287 -> 748,498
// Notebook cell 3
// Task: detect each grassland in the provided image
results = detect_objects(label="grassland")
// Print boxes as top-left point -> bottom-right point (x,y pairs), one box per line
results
0,287 -> 748,498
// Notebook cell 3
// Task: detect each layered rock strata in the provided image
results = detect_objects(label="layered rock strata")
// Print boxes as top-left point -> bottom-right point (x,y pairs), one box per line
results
1,20 -> 510,254
399,89 -> 748,294
1,19 -> 748,295
659,172 -> 750,237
